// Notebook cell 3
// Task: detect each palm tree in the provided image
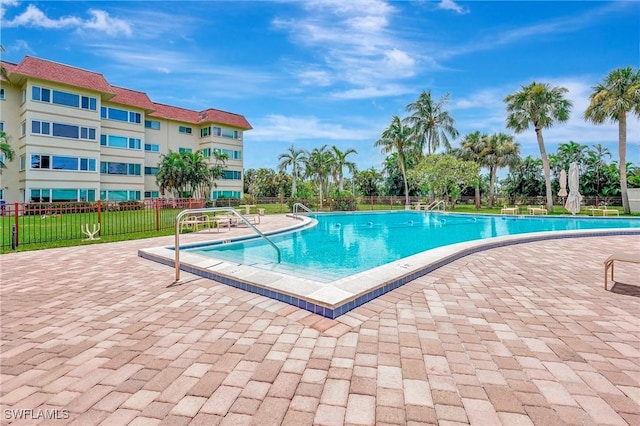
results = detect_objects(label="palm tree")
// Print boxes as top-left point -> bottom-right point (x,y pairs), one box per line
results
458,131 -> 487,208
330,146 -> 357,192
482,133 -> 521,207
375,116 -> 415,206
305,145 -> 333,208
156,150 -> 225,198
584,67 -> 640,214
585,144 -> 611,197
0,131 -> 15,172
405,90 -> 459,156
0,131 -> 15,173
277,146 -> 307,196
505,82 -> 572,211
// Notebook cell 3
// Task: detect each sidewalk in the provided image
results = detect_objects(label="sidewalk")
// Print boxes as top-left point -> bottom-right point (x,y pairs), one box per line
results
1,218 -> 639,425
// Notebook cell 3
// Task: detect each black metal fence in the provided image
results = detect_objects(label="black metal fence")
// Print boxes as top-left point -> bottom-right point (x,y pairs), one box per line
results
0,195 -> 624,251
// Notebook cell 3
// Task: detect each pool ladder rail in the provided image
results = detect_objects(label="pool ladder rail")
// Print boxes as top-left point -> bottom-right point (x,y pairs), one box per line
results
173,207 -> 281,284
426,200 -> 446,211
292,202 -> 313,218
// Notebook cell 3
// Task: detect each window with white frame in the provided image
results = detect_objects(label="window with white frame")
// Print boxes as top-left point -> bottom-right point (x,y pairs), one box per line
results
100,134 -> 141,150
101,106 -> 141,124
31,120 -> 97,141
30,154 -> 96,172
100,161 -> 141,175
31,86 -> 97,111
145,120 -> 160,130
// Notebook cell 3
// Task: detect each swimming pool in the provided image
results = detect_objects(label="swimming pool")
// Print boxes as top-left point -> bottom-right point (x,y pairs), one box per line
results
187,211 -> 640,282
139,211 -> 640,318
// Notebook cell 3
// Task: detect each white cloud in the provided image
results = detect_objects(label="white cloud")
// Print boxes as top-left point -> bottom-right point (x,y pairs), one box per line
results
330,84 -> 416,100
83,9 -> 132,37
250,114 -> 376,142
272,0 -> 420,96
437,0 -> 469,15
0,0 -> 18,20
3,4 -> 131,36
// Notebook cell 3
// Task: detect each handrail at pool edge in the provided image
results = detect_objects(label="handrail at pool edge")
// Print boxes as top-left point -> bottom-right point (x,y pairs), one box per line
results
174,207 -> 281,283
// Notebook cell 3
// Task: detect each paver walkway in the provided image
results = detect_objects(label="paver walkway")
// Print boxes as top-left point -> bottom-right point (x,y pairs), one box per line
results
1,215 -> 639,425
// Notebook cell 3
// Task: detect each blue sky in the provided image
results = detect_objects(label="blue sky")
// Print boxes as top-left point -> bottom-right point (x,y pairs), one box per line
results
1,0 -> 639,173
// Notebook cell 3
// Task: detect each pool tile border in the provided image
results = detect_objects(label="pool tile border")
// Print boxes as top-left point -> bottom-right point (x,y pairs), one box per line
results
139,222 -> 640,319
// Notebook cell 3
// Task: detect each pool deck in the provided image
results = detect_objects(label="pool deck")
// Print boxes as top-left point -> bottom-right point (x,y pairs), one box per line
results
1,213 -> 639,425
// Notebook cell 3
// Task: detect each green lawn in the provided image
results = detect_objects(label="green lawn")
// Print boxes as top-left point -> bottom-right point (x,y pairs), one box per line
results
1,203 -> 635,254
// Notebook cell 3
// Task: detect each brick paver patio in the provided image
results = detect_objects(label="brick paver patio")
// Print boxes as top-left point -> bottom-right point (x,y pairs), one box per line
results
1,214 -> 639,425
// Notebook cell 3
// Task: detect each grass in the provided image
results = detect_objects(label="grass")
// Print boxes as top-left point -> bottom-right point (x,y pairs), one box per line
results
1,203 -> 636,254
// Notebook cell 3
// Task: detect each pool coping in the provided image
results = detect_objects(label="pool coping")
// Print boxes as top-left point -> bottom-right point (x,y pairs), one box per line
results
138,213 -> 640,319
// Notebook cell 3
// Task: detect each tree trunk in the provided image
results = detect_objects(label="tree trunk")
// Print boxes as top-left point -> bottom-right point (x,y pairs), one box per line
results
619,113 -> 630,214
536,126 -> 554,212
401,162 -> 409,207
292,170 -> 297,196
475,176 -> 480,209
488,167 -> 497,208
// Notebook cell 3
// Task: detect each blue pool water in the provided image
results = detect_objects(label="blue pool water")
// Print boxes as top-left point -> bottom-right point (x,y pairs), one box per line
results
188,211 -> 640,282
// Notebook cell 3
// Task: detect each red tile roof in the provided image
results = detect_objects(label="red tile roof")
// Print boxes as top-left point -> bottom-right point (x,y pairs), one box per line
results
199,108 -> 253,130
149,103 -> 252,130
10,56 -> 115,95
109,86 -> 155,112
1,61 -> 18,82
3,56 -> 252,130
148,102 -> 201,123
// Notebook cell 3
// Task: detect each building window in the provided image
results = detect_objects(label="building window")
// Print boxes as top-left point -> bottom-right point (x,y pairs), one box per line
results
212,190 -> 241,199
0,121 -> 4,131
214,148 -> 242,160
20,154 -> 25,170
144,167 -> 158,175
20,121 -> 26,136
222,170 -> 242,180
0,88 -> 4,100
144,191 -> 159,198
30,188 -> 95,202
202,148 -> 211,157
100,134 -> 141,150
145,120 -> 160,130
200,126 -> 210,137
31,86 -> 97,111
100,190 -> 140,201
178,147 -> 192,153
178,126 -> 192,134
100,161 -> 141,175
144,143 -> 160,152
30,154 -> 96,172
31,120 -> 96,141
101,106 -> 141,124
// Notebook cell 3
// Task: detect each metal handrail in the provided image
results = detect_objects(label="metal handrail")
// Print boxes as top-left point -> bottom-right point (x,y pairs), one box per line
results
292,202 -> 312,217
427,200 -> 446,211
174,207 -> 280,283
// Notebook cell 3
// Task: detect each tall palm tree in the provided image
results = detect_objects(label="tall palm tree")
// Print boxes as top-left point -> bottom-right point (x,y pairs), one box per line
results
584,66 -> 640,214
405,90 -> 459,156
374,116 -> 415,206
305,145 -> 333,208
585,144 -> 611,197
505,82 -> 572,211
458,131 -> 488,208
482,133 -> 521,207
0,131 -> 15,172
277,145 -> 307,196
330,146 -> 357,192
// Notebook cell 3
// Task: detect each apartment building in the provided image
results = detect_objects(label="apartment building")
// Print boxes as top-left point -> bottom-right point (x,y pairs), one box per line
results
0,56 -> 252,204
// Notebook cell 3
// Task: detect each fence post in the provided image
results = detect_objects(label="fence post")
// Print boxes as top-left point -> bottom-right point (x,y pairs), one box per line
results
155,198 -> 160,231
97,200 -> 102,236
13,203 -> 19,248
